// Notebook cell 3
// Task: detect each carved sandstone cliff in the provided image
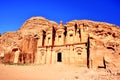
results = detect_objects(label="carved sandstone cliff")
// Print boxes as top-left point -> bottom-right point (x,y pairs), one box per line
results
0,16 -> 120,69
67,20 -> 120,68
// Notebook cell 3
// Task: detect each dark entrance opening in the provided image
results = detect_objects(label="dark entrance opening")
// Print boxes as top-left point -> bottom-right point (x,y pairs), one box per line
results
57,52 -> 62,62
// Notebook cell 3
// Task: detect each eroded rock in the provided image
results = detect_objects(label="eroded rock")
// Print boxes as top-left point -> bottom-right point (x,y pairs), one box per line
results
0,16 -> 119,69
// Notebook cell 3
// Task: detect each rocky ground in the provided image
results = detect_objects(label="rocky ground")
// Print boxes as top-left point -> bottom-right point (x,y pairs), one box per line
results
0,63 -> 120,80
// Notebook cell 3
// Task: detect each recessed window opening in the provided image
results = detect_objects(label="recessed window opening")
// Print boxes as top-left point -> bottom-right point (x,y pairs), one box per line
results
48,37 -> 50,40
78,53 -> 81,55
70,34 -> 73,37
58,35 -> 61,38
48,37 -> 50,44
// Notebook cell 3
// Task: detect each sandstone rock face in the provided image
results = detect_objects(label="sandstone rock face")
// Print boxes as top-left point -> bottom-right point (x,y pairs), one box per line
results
0,16 -> 120,69
19,36 -> 37,64
18,16 -> 58,37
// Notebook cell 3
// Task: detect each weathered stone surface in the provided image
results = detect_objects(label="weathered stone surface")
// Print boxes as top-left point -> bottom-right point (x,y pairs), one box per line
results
0,16 -> 120,69
19,36 -> 37,64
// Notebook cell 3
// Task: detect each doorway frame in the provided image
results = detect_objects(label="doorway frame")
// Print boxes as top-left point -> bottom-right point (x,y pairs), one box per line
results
57,52 -> 62,62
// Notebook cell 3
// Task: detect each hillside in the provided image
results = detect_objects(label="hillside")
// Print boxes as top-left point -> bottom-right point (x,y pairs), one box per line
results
0,16 -> 120,69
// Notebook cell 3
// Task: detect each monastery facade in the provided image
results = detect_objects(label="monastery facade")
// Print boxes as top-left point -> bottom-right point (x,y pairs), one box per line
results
35,21 -> 89,67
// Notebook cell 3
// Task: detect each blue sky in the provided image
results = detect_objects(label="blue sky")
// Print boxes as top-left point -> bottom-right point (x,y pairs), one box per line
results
0,0 -> 120,34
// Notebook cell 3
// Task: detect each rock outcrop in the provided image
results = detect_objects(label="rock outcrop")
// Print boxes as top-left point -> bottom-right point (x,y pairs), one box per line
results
19,36 -> 37,64
0,16 -> 120,69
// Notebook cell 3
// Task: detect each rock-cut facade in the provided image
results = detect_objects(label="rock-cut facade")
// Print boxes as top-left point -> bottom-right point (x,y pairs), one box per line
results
35,21 -> 89,67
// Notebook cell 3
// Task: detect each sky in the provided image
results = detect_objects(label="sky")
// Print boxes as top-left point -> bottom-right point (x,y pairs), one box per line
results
0,0 -> 120,34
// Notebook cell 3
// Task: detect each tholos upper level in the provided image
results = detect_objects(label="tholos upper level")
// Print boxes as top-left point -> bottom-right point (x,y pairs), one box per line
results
37,21 -> 89,47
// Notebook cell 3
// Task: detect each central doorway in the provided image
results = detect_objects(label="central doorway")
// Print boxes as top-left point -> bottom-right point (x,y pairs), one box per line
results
57,52 -> 62,62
